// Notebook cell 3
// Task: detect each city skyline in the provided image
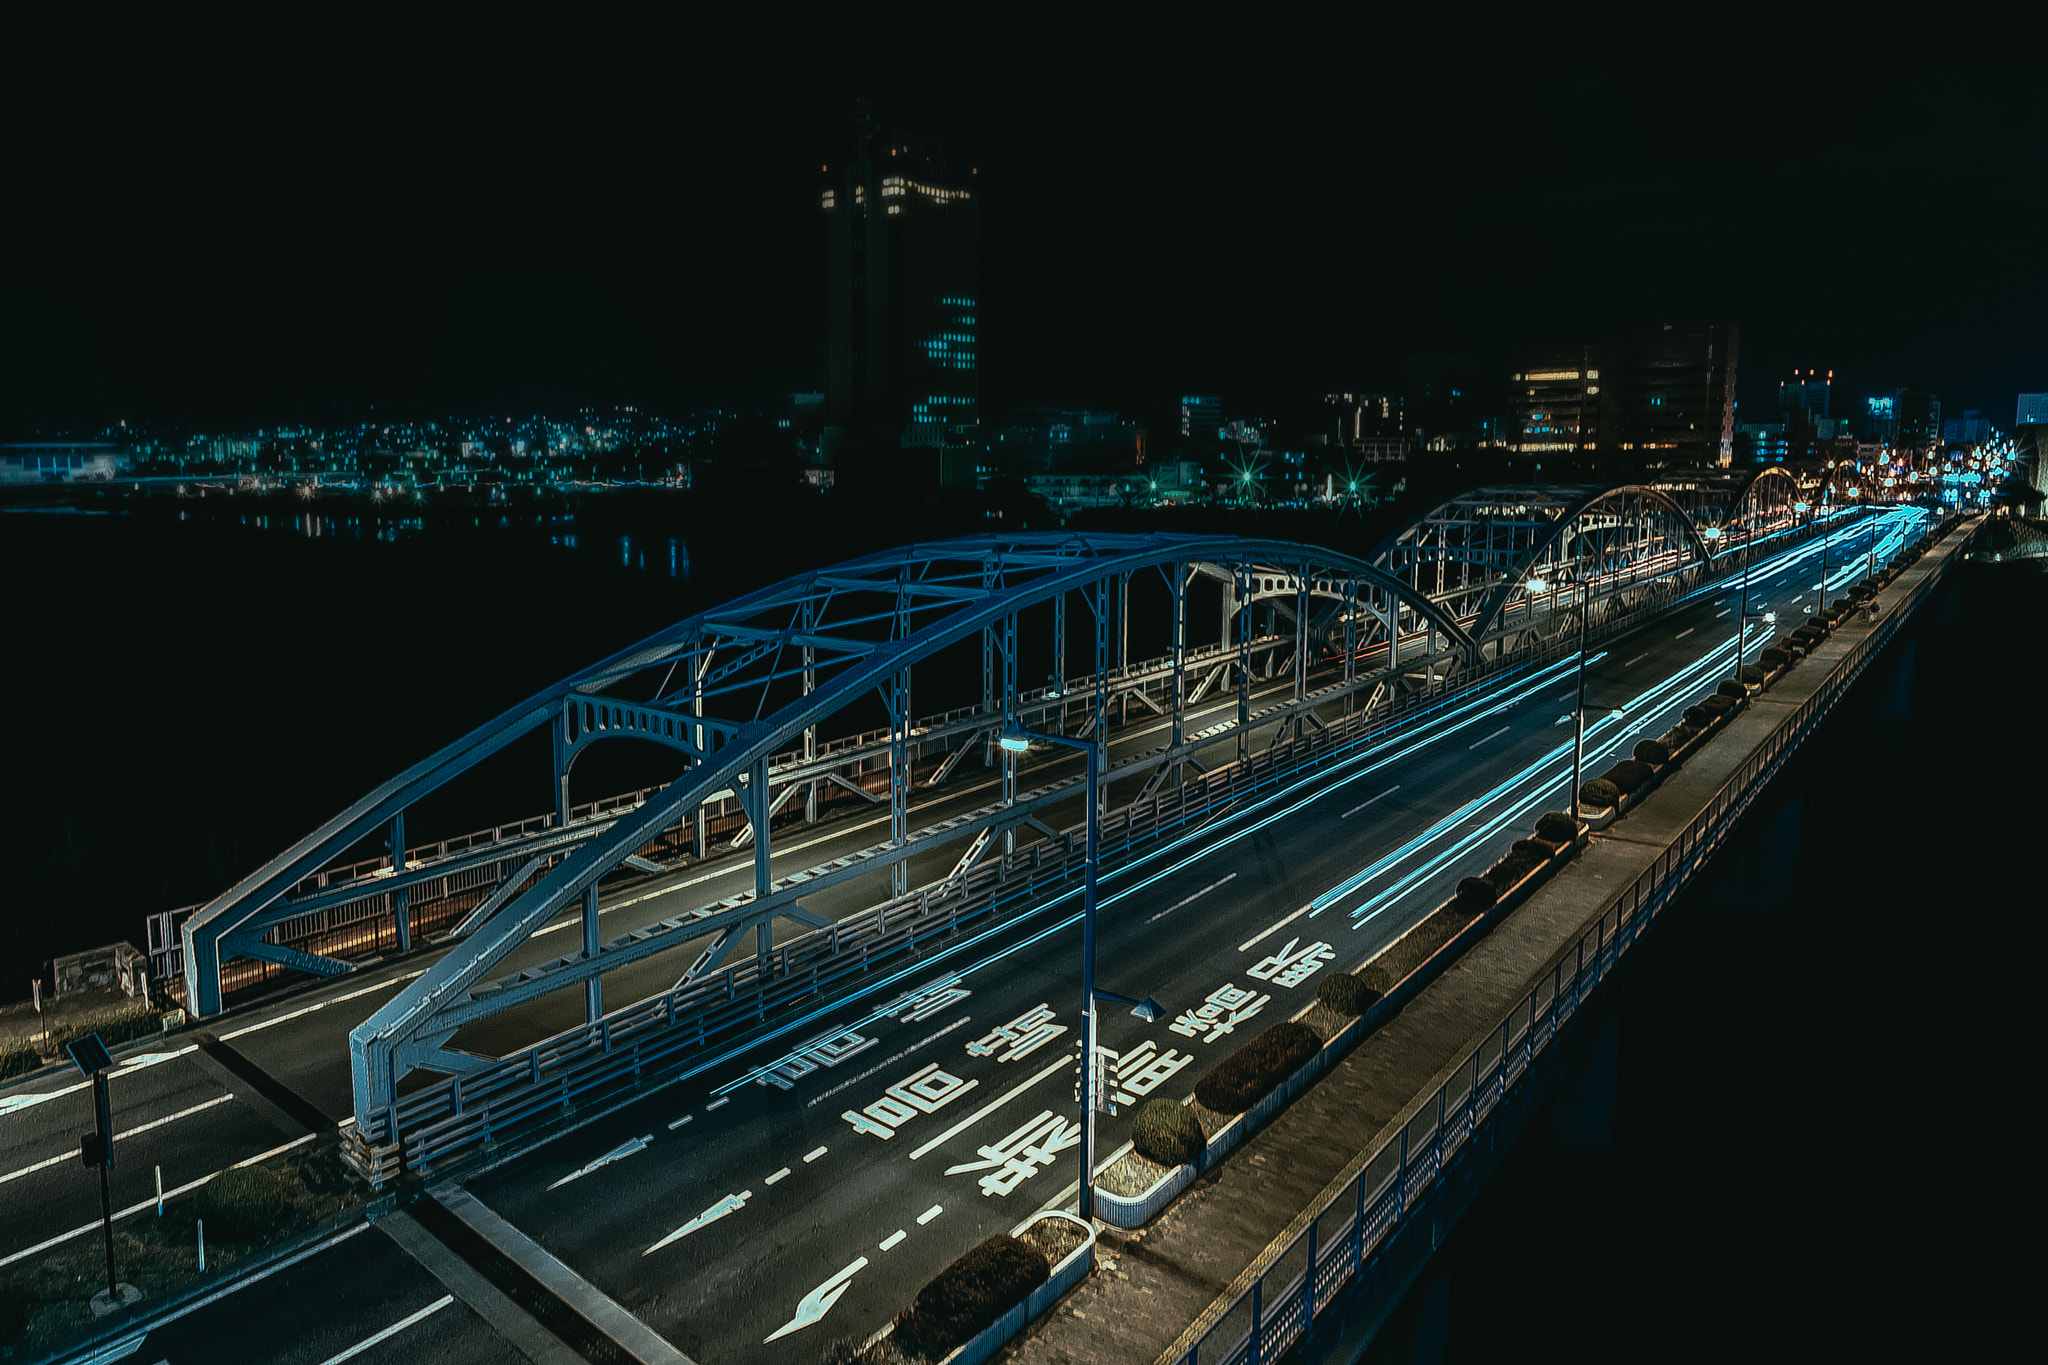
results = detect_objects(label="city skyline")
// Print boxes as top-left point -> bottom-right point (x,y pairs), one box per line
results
2,11 -> 2041,435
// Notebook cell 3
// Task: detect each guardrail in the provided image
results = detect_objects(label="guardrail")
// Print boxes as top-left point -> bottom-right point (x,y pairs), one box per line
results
1154,510 -> 1967,1365
338,513 -> 1866,1181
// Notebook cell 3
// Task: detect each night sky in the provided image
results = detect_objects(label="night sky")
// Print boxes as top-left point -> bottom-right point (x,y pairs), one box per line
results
4,6 -> 2041,432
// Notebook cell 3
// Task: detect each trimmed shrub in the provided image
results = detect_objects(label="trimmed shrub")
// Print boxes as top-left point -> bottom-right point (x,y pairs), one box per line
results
1681,704 -> 1711,729
1193,1021 -> 1322,1115
1534,810 -> 1578,843
195,1165 -> 287,1240
1510,838 -> 1554,861
1578,777 -> 1621,808
1601,758 -> 1656,793
1632,738 -> 1670,766
1130,1097 -> 1205,1167
1700,694 -> 1735,715
1740,664 -> 1766,684
1484,850 -> 1546,894
1664,723 -> 1697,746
1716,679 -> 1747,700
1759,647 -> 1789,669
1454,875 -> 1499,910
893,1236 -> 1050,1360
1315,971 -> 1379,1018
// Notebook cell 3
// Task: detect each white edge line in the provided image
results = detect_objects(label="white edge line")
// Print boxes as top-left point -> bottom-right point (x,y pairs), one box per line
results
51,1223 -> 373,1358
317,1294 -> 454,1365
1340,784 -> 1399,818
908,1056 -> 1069,1160
218,971 -> 428,1041
1145,872 -> 1237,923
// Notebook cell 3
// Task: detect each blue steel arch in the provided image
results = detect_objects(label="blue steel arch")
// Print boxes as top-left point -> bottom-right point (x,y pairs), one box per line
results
172,532 -> 1475,1118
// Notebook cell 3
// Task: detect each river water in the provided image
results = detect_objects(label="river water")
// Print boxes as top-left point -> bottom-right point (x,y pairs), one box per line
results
1360,553 -> 2038,1364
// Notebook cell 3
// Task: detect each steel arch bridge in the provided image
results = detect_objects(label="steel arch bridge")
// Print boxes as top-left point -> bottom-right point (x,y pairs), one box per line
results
1370,470 -> 1804,657
176,532 -> 1484,1119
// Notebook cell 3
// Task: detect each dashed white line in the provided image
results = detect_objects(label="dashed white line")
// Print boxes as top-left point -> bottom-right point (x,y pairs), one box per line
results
1340,785 -> 1399,818
0,1093 -> 237,1187
1674,628 -> 1695,640
667,1115 -> 694,1131
1715,609 -> 1731,619
0,1132 -> 318,1268
706,1097 -> 728,1111
1623,654 -> 1648,668
1238,907 -> 1310,953
316,1295 -> 453,1365
1146,872 -> 1237,923
803,1146 -> 828,1163
1467,725 -> 1510,749
765,1167 -> 791,1185
917,1204 -> 943,1225
879,1229 -> 907,1251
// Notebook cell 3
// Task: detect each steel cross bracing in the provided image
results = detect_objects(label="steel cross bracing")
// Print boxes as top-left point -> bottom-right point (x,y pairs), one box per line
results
1369,474 -> 1805,660
167,532 -> 1476,1124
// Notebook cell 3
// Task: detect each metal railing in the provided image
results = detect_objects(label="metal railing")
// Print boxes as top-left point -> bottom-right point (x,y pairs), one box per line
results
1156,511 -> 1969,1365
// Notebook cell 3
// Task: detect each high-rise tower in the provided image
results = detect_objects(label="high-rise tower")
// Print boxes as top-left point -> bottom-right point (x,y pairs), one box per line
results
823,101 -> 980,459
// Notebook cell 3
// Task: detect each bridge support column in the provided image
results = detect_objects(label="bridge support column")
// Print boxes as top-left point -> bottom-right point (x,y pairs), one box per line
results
804,599 -> 819,821
1094,578 -> 1109,815
750,755 -> 773,971
1171,562 -> 1187,786
388,813 -> 411,954
1236,567 -> 1252,761
1546,1010 -> 1620,1165
1293,563 -> 1309,737
1002,610 -> 1018,855
581,884 -> 601,1024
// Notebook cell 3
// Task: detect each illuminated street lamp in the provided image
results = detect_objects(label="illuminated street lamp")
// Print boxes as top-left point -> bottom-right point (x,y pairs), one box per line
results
998,721 -> 1164,1223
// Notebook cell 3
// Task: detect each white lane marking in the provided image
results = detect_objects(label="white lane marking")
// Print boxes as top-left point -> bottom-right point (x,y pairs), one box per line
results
765,1167 -> 791,1186
908,1056 -> 1070,1160
1674,628 -> 1695,640
0,1048 -> 196,1119
803,1016 -> 975,1109
1146,872 -> 1238,923
1715,609 -> 1731,619
1467,725 -> 1510,749
764,1256 -> 869,1342
547,1134 -> 653,1191
706,1097 -> 728,1111
0,1132 -> 317,1267
316,1295 -> 453,1365
0,1093 -> 236,1187
1791,595 -> 1804,603
1237,907 -> 1309,953
1623,654 -> 1648,668
645,1190 -> 754,1255
217,971 -> 429,1042
667,1115 -> 694,1131
917,1205 -> 943,1225
879,1229 -> 906,1251
803,1146 -> 828,1163
1340,785 -> 1399,818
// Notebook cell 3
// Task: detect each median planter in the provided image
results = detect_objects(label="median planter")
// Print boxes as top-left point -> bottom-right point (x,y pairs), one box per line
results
887,1235 -> 1049,1365
1193,1022 -> 1322,1116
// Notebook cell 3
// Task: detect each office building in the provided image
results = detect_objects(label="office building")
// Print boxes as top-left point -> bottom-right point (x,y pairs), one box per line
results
1779,369 -> 1832,421
2018,394 -> 2048,427
1942,410 -> 1991,446
823,100 -> 979,456
1507,346 -> 1619,457
1179,395 -> 1221,442
0,443 -> 130,485
1895,384 -> 1942,455
1623,322 -> 1739,469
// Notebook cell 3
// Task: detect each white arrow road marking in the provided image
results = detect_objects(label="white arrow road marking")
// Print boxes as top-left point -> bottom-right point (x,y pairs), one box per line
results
644,1190 -> 753,1254
1554,714 -> 1571,726
548,1134 -> 652,1190
764,1256 -> 869,1342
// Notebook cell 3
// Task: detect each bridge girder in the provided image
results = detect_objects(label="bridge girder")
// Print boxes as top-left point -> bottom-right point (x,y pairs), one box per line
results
170,532 -> 1477,1126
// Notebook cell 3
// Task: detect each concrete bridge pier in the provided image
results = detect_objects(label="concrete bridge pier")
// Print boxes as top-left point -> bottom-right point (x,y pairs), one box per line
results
1546,1011 -> 1622,1166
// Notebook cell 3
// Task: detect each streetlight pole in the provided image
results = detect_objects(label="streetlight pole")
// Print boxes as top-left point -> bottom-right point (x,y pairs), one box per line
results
1733,495 -> 1752,687
998,723 -> 1162,1225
